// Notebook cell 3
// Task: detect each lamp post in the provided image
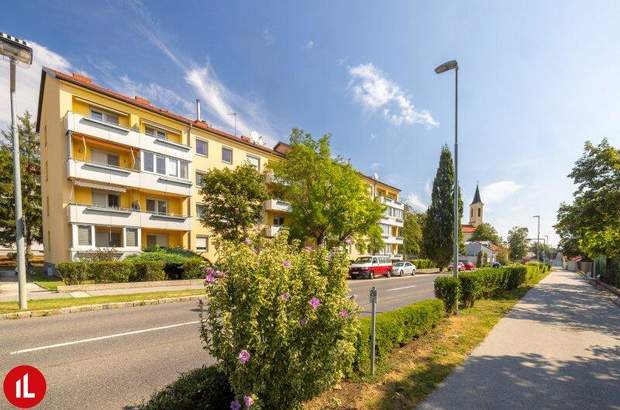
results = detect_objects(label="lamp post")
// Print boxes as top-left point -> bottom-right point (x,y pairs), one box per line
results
1,33 -> 33,310
435,60 -> 459,282
533,215 -> 540,262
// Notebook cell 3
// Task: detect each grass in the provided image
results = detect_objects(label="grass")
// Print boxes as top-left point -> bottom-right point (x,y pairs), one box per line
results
305,270 -> 549,410
0,288 -> 205,314
1,265 -> 65,291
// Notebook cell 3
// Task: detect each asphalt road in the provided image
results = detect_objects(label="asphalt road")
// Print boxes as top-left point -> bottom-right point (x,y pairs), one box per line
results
0,273 -> 442,409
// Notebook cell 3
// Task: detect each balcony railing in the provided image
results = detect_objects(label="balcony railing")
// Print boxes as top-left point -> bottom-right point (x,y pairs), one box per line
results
67,203 -> 192,231
263,225 -> 283,237
263,199 -> 292,213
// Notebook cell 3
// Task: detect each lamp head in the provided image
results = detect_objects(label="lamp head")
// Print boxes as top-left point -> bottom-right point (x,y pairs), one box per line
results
0,32 -> 33,65
434,60 -> 458,74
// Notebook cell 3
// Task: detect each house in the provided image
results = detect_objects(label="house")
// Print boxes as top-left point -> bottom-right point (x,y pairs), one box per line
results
463,241 -> 496,265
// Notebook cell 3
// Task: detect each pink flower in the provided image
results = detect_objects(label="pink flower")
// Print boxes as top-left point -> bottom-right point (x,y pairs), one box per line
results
230,399 -> 241,410
282,259 -> 291,268
238,349 -> 251,364
204,272 -> 215,284
345,237 -> 352,245
244,238 -> 252,245
304,246 -> 314,252
243,395 -> 254,408
299,317 -> 308,326
204,267 -> 215,275
339,309 -> 349,318
280,292 -> 290,301
309,297 -> 321,310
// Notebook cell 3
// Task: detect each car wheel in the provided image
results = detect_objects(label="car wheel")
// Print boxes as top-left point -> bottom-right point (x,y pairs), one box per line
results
399,270 -> 403,276
370,271 -> 375,279
411,270 -> 416,276
387,270 -> 391,278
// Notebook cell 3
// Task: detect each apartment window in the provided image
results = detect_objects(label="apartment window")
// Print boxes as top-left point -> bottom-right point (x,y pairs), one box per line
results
180,161 -> 188,179
222,147 -> 233,164
196,139 -> 208,156
92,190 -> 119,209
126,228 -> 138,247
146,198 -> 168,215
196,172 -> 206,187
77,225 -> 92,246
90,108 -> 119,125
196,203 -> 206,217
46,196 -> 49,216
44,125 -> 47,147
92,149 -> 119,167
273,216 -> 285,226
380,223 -> 390,236
45,161 -> 48,181
196,236 -> 208,251
156,155 -> 166,174
167,157 -> 178,177
95,227 -> 122,247
147,234 -> 169,248
246,155 -> 260,171
143,152 -> 154,172
145,126 -> 167,140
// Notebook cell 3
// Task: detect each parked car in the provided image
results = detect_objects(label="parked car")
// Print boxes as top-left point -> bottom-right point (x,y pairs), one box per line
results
447,262 -> 465,271
349,255 -> 392,279
391,261 -> 416,276
463,262 -> 476,271
492,261 -> 502,268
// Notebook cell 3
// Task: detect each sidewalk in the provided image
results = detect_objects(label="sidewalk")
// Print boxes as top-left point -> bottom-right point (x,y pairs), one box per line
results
420,270 -> 620,410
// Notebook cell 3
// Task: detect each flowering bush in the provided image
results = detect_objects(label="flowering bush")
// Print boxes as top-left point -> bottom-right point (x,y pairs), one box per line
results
200,233 -> 359,409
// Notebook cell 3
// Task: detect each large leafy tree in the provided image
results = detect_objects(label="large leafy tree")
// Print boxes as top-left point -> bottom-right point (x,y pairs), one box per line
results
470,222 -> 501,245
268,128 -> 385,249
555,139 -> 620,258
402,205 -> 425,257
423,145 -> 463,269
507,226 -> 529,261
199,163 -> 268,242
0,112 -> 42,254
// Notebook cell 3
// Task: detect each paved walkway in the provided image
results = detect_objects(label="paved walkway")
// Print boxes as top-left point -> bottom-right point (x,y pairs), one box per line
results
420,270 -> 620,410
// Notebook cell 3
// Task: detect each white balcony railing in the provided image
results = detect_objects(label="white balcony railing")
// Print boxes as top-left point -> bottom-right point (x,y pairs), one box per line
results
263,199 -> 292,213
379,196 -> 405,210
67,159 -> 192,196
65,112 -> 192,162
67,204 -> 191,231
383,236 -> 404,245
380,216 -> 404,228
263,225 -> 283,237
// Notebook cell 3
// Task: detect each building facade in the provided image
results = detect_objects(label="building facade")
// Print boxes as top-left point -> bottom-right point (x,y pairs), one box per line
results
462,183 -> 484,241
37,69 -> 402,270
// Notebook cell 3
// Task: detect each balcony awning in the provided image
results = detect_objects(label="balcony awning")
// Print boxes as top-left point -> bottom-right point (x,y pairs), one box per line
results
73,179 -> 126,192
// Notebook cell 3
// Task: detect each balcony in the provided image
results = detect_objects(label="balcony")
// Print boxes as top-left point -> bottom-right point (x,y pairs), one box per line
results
383,235 -> 404,245
263,199 -> 292,213
65,112 -> 192,162
263,225 -> 283,238
380,196 -> 404,210
67,204 -> 191,231
380,216 -> 404,228
67,159 -> 192,196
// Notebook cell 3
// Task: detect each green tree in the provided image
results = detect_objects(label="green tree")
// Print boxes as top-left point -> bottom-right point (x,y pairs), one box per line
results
402,205 -> 425,257
423,145 -> 463,269
496,244 -> 510,265
470,222 -> 501,245
0,112 -> 42,255
268,129 -> 385,249
507,226 -> 529,261
555,139 -> 620,258
198,163 -> 268,242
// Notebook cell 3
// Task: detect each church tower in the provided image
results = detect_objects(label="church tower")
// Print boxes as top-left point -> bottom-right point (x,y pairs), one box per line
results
469,183 -> 484,227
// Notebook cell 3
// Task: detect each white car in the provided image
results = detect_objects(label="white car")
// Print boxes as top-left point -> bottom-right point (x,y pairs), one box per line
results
391,261 -> 416,276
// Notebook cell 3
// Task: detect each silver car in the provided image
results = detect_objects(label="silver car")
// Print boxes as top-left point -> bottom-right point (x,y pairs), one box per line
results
391,261 -> 416,276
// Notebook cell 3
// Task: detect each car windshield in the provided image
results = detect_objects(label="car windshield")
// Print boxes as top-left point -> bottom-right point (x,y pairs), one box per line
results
393,262 -> 404,267
355,257 -> 373,264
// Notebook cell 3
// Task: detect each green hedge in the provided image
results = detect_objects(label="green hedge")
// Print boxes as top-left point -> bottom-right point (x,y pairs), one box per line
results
57,262 -> 90,285
139,366 -> 233,410
131,261 -> 167,281
89,261 -> 133,283
181,259 -> 206,279
352,299 -> 444,375
410,259 -> 435,269
434,276 -> 460,313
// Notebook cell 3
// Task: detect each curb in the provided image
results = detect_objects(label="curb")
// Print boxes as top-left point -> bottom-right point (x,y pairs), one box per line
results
0,295 -> 207,320
578,272 -> 620,307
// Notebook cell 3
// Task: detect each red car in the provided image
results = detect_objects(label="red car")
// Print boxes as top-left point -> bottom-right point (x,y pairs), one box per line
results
448,262 -> 465,271
349,256 -> 393,279
463,262 -> 476,271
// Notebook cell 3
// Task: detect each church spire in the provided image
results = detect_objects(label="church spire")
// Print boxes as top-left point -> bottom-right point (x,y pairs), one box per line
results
471,183 -> 482,205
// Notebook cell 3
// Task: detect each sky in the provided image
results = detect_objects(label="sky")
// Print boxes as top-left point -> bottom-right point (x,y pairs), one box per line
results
2,0 -> 620,246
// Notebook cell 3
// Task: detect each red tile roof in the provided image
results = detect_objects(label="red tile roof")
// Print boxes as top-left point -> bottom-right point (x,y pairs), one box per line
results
462,224 -> 476,234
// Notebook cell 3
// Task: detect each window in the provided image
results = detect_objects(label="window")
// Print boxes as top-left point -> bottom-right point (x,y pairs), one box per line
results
126,228 -> 138,247
247,155 -> 260,171
180,161 -> 188,179
196,172 -> 206,187
77,225 -> 91,246
273,216 -> 285,226
222,147 -> 233,164
46,196 -> 49,216
92,149 -> 119,167
167,157 -> 178,177
146,198 -> 168,215
145,126 -> 167,140
143,152 -> 154,172
156,155 -> 166,174
196,204 -> 206,217
94,227 -> 122,247
196,139 -> 208,156
471,209 -> 473,218
478,208 -> 481,217
92,190 -> 119,209
108,194 -> 120,208
380,223 -> 390,236
147,234 -> 168,247
90,108 -> 119,125
45,161 -> 48,181
196,236 -> 208,251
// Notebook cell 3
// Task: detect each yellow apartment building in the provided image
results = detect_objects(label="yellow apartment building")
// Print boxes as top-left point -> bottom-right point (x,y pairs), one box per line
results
36,69 -> 401,271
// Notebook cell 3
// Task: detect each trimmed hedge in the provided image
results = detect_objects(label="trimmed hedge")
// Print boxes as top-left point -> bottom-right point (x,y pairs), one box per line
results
57,261 -> 90,285
411,258 -> 435,269
181,259 -> 206,279
89,261 -> 133,283
131,261 -> 167,282
139,366 -> 233,410
352,299 -> 444,375
434,276 -> 460,313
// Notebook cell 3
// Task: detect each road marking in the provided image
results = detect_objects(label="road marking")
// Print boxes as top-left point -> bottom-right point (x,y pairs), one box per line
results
9,320 -> 201,355
387,285 -> 416,292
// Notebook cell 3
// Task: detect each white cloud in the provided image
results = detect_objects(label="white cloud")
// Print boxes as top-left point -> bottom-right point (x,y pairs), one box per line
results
305,40 -> 315,49
116,75 -> 195,117
481,181 -> 523,204
369,132 -> 377,140
405,192 -> 427,211
348,63 -> 438,128
0,41 -> 72,131
424,179 -> 432,196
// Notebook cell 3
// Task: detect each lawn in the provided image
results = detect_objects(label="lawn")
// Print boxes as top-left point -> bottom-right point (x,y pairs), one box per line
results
305,270 -> 549,409
0,288 -> 205,315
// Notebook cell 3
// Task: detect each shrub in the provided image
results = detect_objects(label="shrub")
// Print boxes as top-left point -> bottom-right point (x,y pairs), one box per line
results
131,261 -> 166,282
181,259 -> 206,279
459,272 -> 480,307
352,299 -> 444,375
126,247 -> 203,265
434,276 -> 460,313
201,233 -> 359,409
88,261 -> 133,283
57,261 -> 90,285
139,366 -> 233,410
411,258 -> 434,269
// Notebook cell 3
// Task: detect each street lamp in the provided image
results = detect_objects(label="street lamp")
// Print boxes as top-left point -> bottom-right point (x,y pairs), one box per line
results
434,60 -> 459,283
1,32 -> 33,310
532,215 -> 540,262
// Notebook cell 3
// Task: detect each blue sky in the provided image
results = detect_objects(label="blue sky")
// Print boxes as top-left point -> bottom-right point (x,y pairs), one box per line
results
2,0 -> 620,245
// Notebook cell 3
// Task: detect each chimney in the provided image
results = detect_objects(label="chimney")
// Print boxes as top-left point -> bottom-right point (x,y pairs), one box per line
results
195,99 -> 201,121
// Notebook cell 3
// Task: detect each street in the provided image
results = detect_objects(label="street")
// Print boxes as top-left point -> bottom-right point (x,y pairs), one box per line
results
0,273 -> 442,409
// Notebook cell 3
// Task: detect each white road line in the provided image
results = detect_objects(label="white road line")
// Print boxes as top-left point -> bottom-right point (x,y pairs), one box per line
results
10,320 -> 201,355
387,285 -> 416,292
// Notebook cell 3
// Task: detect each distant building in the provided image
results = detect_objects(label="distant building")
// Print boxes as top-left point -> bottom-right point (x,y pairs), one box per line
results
462,241 -> 496,265
462,183 -> 483,241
